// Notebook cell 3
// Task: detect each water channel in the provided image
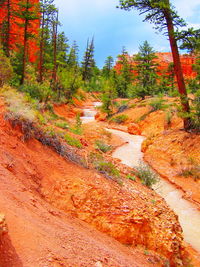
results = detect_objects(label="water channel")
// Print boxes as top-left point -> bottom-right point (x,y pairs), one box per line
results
81,104 -> 200,252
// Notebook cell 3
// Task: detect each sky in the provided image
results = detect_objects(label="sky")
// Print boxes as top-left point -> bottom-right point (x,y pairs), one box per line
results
54,0 -> 200,68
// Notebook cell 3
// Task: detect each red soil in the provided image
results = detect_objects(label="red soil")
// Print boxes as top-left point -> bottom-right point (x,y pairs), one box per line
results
0,99 -> 186,266
0,100 -> 163,266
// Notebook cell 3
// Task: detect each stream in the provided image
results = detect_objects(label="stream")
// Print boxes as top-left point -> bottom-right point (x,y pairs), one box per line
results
82,104 -> 200,252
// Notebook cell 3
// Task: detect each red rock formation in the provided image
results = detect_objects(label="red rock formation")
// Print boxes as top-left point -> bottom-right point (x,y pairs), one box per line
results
115,52 -> 197,80
0,0 -> 40,62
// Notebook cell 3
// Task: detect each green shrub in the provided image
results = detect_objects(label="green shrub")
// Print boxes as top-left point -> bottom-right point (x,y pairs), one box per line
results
19,81 -> 53,102
180,166 -> 200,181
55,120 -> 69,129
149,97 -> 167,111
110,114 -> 128,124
0,49 -> 13,87
37,113 -> 47,125
126,174 -> 136,181
70,113 -> 83,135
3,87 -> 37,122
133,162 -> 159,188
95,160 -> 119,177
95,139 -> 113,153
44,126 -> 56,137
64,134 -> 82,148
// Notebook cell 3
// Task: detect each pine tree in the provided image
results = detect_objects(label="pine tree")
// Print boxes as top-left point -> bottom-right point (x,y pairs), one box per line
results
38,0 -> 58,83
14,0 -> 39,84
134,40 -> 158,99
81,37 -> 96,82
67,41 -> 79,69
102,56 -> 114,78
116,47 -> 133,97
118,0 -> 191,130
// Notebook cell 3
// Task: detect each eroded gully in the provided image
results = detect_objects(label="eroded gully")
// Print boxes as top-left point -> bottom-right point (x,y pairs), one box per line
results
81,105 -> 200,253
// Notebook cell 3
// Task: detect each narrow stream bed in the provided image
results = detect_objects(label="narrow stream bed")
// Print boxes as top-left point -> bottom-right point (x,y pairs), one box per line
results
107,129 -> 200,253
81,104 -> 200,252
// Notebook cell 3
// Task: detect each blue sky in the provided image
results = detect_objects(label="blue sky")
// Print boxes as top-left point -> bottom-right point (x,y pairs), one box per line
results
54,0 -> 200,68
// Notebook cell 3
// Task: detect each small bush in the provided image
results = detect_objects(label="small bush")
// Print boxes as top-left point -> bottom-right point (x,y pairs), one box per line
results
149,98 -> 166,111
70,113 -> 83,135
95,139 -> 113,153
44,126 -> 56,137
101,129 -> 112,139
126,174 -> 136,181
55,120 -> 69,129
37,113 -> 47,125
64,134 -> 82,148
180,166 -> 200,181
0,50 -> 13,87
95,160 -> 120,179
3,87 -> 37,122
19,81 -> 53,103
133,162 -> 159,188
110,114 -> 128,124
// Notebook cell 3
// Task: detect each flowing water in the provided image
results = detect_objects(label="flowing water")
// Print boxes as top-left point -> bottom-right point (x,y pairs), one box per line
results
81,104 -> 200,252
81,102 -> 102,124
107,128 -> 200,252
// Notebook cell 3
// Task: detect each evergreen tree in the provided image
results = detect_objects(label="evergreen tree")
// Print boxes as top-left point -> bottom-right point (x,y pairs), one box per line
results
66,41 -> 79,69
81,37 -> 96,82
115,46 -> 133,97
14,0 -> 39,84
0,0 -> 11,56
102,56 -> 114,78
133,40 -> 158,99
118,0 -> 191,130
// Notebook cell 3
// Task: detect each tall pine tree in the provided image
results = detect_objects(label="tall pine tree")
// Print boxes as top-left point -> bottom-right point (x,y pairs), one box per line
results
118,0 -> 191,130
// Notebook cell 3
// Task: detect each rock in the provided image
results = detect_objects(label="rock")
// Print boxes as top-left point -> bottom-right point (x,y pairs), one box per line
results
128,123 -> 141,135
95,112 -> 107,122
0,214 -> 8,236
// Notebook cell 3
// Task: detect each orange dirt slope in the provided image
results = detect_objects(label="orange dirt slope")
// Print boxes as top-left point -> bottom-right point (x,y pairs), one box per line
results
0,99 -> 186,266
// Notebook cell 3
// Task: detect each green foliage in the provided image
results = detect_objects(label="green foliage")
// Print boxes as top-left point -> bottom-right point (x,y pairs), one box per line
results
19,81 -> 53,103
133,163 -> 159,188
81,38 -> 96,82
110,114 -> 128,124
0,49 -> 13,87
70,113 -> 83,135
44,126 -> 56,137
95,139 -> 113,153
55,120 -> 69,129
37,113 -> 47,125
64,134 -> 82,148
165,110 -> 173,126
149,97 -> 167,111
180,166 -> 200,181
133,41 -> 159,99
3,86 -> 37,122
115,47 -> 134,97
126,174 -> 136,181
101,79 -> 117,116
95,160 -> 120,179
57,67 -> 82,100
102,56 -> 114,78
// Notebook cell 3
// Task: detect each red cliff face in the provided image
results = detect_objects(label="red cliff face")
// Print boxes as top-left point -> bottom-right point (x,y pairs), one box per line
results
155,52 -> 196,79
0,0 -> 40,62
115,52 -> 197,80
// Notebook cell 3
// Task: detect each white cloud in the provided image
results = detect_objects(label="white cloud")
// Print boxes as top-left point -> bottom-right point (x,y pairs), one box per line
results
172,0 -> 200,18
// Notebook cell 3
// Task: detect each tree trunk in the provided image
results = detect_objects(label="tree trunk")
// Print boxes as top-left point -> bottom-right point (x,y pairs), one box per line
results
38,1 -> 44,83
20,0 -> 29,85
6,0 -> 11,57
52,10 -> 58,90
164,5 -> 191,130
